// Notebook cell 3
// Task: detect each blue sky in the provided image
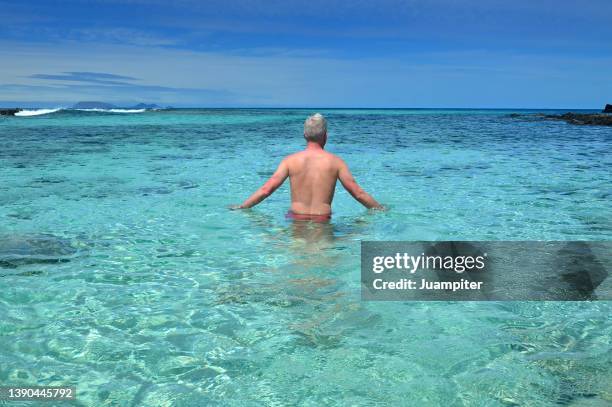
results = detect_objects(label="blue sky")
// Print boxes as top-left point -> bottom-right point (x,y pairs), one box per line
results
0,0 -> 610,108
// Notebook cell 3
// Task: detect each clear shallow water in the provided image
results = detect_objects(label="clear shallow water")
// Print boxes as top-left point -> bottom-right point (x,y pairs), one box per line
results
0,109 -> 610,406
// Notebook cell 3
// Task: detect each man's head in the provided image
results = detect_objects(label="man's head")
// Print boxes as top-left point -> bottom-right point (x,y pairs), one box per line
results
304,113 -> 327,145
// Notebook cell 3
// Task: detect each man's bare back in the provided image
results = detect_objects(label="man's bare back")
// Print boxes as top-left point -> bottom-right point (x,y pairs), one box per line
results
230,113 -> 382,216
287,148 -> 338,215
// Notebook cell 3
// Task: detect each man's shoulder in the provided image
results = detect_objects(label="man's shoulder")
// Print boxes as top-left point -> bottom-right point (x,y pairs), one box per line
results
325,152 -> 345,165
284,150 -> 342,164
283,151 -> 304,162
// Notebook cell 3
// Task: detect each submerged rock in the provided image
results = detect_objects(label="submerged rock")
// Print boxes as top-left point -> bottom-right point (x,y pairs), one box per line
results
0,233 -> 78,268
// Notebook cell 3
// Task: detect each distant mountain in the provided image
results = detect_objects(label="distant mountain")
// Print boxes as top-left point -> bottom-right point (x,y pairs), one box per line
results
73,101 -> 117,109
72,101 -> 162,110
131,103 -> 160,109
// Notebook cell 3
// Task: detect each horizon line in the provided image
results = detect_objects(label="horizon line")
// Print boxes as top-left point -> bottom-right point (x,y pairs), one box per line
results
0,105 -> 606,111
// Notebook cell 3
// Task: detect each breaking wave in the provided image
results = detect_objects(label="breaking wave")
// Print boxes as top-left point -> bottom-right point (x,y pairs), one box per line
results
74,108 -> 146,113
13,108 -> 149,117
14,108 -> 62,117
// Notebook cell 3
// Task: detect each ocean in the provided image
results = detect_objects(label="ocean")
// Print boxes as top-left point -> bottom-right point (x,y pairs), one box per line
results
1,108 -> 611,405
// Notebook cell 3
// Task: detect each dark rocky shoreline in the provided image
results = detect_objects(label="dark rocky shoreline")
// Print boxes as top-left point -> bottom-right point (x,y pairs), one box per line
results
509,104 -> 612,126
542,112 -> 612,126
0,108 -> 21,116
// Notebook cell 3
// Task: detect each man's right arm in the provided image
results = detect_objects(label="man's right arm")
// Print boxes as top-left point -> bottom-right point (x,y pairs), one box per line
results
337,159 -> 383,209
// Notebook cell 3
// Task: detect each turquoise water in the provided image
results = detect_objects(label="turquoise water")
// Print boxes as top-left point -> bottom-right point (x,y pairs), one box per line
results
0,109 -> 610,406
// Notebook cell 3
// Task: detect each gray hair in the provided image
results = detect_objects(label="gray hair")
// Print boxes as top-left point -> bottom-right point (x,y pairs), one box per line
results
304,113 -> 327,142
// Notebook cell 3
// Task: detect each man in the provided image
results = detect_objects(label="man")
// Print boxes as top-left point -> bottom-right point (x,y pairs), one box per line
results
230,113 -> 383,221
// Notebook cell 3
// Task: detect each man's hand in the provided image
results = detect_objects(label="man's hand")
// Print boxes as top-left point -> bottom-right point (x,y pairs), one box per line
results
228,204 -> 244,210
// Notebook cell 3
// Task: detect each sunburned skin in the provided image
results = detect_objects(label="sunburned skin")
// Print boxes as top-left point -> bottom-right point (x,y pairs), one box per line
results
230,115 -> 383,217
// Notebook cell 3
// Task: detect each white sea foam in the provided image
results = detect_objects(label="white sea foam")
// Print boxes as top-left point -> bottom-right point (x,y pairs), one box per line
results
74,108 -> 146,113
14,108 -> 62,117
109,108 -> 146,113
13,107 -> 148,117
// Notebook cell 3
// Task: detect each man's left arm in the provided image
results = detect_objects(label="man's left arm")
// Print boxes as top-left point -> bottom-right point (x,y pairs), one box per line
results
230,159 -> 289,209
